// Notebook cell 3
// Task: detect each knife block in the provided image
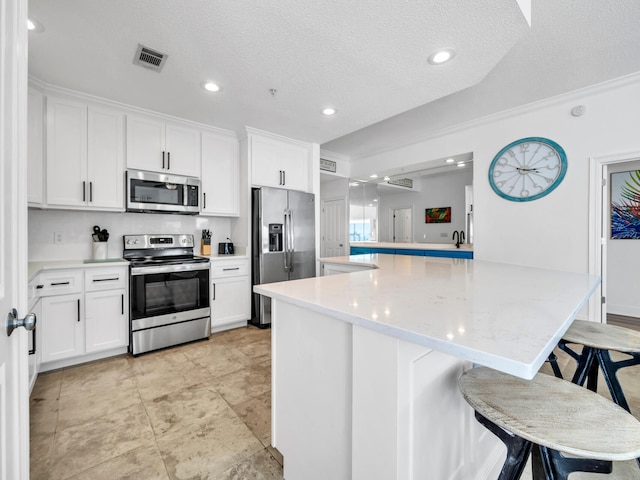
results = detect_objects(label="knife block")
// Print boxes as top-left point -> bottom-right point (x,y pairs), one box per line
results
201,240 -> 211,256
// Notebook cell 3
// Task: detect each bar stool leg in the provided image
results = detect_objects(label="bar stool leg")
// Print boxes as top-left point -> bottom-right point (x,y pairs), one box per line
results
475,412 -> 532,480
547,352 -> 563,379
537,446 -> 612,480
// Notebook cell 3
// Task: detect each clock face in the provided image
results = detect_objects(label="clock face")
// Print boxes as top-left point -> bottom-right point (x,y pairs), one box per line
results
488,137 -> 567,202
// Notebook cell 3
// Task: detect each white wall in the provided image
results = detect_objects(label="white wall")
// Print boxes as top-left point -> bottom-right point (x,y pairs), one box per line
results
350,73 -> 640,274
607,159 -> 640,316
378,169 -> 472,243
28,209 -> 232,261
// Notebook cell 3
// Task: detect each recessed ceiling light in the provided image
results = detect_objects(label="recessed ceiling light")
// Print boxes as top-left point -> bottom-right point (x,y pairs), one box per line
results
27,18 -> 44,32
322,107 -> 337,116
457,162 -> 466,167
370,174 -> 378,179
373,199 -> 378,202
428,49 -> 455,65
203,82 -> 221,92
445,158 -> 455,164
349,182 -> 359,187
383,176 -> 390,181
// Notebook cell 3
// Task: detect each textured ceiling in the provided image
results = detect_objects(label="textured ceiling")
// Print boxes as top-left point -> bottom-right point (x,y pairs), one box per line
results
28,0 -> 528,147
28,1 -> 640,161
325,0 -> 640,159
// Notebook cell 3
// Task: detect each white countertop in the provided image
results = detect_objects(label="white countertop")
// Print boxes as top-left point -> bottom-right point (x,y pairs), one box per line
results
254,254 -> 600,379
29,259 -> 129,280
350,241 -> 473,251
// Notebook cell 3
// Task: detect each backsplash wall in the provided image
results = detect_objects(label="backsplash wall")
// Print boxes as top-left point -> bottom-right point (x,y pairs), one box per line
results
28,209 -> 233,261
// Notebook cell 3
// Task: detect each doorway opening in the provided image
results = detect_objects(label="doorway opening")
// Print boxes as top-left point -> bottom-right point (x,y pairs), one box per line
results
321,197 -> 347,257
589,151 -> 640,327
391,207 -> 413,243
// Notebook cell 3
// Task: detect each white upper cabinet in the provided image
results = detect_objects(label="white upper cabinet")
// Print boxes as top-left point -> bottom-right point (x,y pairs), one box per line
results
126,115 -> 201,177
27,88 -> 45,206
250,132 -> 312,192
87,107 -> 125,209
46,96 -> 87,207
201,131 -> 239,216
45,96 -> 124,210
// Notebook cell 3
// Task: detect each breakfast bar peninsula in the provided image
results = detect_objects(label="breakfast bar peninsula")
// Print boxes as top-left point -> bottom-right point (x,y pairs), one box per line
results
253,254 -> 600,480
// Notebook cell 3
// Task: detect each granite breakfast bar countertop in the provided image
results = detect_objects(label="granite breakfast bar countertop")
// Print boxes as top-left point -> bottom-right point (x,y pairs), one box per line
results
258,254 -> 601,379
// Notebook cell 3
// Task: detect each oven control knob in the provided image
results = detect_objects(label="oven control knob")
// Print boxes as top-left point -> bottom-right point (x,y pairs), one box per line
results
126,239 -> 132,245
134,239 -> 140,245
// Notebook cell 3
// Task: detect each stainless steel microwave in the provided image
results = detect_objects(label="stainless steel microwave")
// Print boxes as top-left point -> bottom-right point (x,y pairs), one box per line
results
126,169 -> 200,214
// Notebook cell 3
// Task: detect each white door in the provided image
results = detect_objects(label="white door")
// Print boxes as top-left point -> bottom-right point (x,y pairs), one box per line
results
392,208 -> 412,242
322,198 -> 346,257
1,0 -> 30,478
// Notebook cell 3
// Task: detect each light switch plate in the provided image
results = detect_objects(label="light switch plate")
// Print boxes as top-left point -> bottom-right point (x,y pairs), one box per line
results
54,232 -> 64,244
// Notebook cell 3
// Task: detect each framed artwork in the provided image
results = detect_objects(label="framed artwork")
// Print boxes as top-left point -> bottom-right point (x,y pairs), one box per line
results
425,207 -> 451,224
611,170 -> 640,239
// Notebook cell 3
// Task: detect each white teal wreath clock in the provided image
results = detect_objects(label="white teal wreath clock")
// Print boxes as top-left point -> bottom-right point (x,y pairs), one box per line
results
488,137 -> 567,202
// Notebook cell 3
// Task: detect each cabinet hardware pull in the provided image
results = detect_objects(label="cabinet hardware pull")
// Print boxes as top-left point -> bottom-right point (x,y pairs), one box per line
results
92,277 -> 118,282
29,325 -> 36,355
89,181 -> 93,202
121,294 -> 124,315
279,170 -> 283,185
282,170 -> 286,185
162,151 -> 166,169
212,283 -> 216,301
77,299 -> 81,322
82,181 -> 86,202
222,267 -> 240,271
203,192 -> 206,209
167,152 -> 170,170
36,285 -> 44,289
51,281 -> 70,286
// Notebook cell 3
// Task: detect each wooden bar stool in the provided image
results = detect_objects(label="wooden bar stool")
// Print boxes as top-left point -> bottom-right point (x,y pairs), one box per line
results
554,320 -> 640,412
459,367 -> 640,480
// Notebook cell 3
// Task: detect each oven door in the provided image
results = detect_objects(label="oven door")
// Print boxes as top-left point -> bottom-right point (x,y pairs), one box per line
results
130,263 -> 210,329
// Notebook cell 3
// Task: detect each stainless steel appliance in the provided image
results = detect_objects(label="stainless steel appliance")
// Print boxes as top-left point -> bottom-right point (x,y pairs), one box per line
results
126,169 -> 200,214
124,234 -> 210,355
252,187 -> 316,326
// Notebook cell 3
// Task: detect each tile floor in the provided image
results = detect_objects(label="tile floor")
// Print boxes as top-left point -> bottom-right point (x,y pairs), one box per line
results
29,325 -> 283,480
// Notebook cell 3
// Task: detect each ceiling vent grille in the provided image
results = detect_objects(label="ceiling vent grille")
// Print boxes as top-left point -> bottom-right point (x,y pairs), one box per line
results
388,178 -> 413,189
133,44 -> 168,72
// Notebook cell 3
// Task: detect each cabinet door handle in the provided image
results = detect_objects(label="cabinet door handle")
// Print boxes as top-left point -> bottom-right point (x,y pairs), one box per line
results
121,294 -> 124,315
167,152 -> 170,170
29,325 -> 36,355
92,277 -> 118,282
212,283 -> 216,301
222,267 -> 240,271
36,285 -> 44,289
162,151 -> 166,169
282,170 -> 286,185
77,299 -> 80,322
89,181 -> 93,202
50,281 -> 70,286
279,170 -> 283,185
203,192 -> 206,209
82,181 -> 86,202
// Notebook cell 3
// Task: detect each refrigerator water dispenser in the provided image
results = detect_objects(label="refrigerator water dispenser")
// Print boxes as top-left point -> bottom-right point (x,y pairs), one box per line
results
269,224 -> 283,251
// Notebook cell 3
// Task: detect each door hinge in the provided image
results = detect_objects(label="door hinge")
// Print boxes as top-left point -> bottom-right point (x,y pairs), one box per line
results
602,178 -> 607,187
602,296 -> 606,304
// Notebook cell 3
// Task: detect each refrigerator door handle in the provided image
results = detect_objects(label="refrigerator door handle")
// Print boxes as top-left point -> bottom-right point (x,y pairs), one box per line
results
283,209 -> 291,272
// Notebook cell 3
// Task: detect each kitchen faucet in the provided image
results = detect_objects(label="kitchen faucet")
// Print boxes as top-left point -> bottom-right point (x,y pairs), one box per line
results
452,230 -> 465,248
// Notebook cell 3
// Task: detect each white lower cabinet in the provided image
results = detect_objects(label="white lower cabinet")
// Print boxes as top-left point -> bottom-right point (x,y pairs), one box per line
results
38,265 -> 129,370
85,289 -> 127,353
210,258 -> 250,332
41,293 -> 84,363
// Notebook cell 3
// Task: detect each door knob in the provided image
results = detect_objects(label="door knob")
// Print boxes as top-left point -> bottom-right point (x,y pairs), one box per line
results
6,309 -> 36,337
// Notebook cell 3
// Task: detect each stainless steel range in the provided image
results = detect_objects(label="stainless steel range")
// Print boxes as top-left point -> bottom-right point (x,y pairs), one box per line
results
124,234 -> 210,355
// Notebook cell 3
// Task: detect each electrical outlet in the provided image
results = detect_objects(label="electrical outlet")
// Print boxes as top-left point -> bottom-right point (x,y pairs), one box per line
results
440,232 -> 447,238
54,232 -> 64,244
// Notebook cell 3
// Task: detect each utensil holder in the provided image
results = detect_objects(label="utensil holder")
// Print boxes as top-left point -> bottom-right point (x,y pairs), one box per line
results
92,241 -> 108,260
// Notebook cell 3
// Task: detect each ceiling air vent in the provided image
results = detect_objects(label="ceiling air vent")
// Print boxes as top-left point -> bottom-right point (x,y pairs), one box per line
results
388,178 -> 413,189
133,44 -> 168,72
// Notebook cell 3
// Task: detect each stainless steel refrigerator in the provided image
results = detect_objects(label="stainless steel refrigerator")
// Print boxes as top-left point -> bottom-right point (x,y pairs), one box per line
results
252,187 -> 316,326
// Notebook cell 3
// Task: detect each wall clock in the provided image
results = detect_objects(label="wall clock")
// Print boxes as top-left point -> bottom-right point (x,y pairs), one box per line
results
488,137 -> 567,202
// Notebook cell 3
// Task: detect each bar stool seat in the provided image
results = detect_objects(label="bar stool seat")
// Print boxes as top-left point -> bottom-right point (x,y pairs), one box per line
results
558,320 -> 640,412
459,367 -> 640,479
